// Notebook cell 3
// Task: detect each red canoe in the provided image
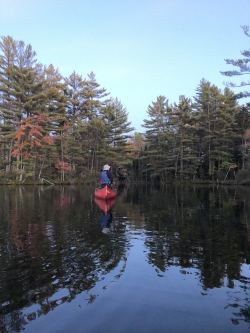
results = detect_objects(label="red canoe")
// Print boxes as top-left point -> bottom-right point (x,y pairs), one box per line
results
94,185 -> 117,200
94,197 -> 116,214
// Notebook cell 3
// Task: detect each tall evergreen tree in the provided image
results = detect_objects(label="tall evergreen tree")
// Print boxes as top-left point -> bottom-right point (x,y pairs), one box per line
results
80,72 -> 110,121
98,98 -> 134,178
0,36 -> 17,173
234,103 -> 250,170
193,80 -> 239,180
220,25 -> 250,175
64,71 -> 87,175
0,36 -> 45,178
79,117 -> 107,173
172,95 -> 199,180
213,87 -> 239,178
43,64 -> 68,181
193,79 -> 221,178
142,95 -> 175,182
221,25 -> 250,99
64,71 -> 85,123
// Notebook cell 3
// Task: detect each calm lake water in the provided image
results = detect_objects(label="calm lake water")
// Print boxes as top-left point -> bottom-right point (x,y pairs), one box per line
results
0,185 -> 250,333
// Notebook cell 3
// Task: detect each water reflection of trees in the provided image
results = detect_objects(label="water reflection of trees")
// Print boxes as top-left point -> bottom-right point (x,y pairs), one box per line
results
1,185 -> 250,331
124,185 -> 250,327
0,186 -> 129,332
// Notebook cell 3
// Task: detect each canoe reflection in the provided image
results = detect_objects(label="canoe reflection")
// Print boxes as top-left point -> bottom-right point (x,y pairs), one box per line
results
94,197 -> 116,234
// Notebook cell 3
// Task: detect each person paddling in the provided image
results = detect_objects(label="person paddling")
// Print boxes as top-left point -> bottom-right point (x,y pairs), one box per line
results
100,164 -> 113,189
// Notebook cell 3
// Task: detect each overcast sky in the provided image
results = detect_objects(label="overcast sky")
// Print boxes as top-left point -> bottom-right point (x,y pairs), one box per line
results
0,0 -> 250,131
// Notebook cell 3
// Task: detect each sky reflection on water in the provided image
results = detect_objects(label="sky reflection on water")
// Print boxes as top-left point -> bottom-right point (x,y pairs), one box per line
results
0,185 -> 250,333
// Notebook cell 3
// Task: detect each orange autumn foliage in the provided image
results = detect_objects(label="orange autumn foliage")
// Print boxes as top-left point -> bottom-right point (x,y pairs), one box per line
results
11,114 -> 54,159
55,159 -> 71,172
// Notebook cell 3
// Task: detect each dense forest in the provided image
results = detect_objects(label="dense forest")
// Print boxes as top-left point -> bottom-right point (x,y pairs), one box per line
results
0,26 -> 249,185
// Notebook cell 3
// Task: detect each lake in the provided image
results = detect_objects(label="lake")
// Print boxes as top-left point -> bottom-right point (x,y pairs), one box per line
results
0,185 -> 250,333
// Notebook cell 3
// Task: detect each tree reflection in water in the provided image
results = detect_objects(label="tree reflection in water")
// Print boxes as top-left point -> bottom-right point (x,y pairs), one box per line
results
0,185 -> 250,331
123,185 -> 250,327
0,186 -> 128,332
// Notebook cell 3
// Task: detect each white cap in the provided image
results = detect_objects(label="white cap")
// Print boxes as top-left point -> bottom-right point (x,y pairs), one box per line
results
103,164 -> 110,170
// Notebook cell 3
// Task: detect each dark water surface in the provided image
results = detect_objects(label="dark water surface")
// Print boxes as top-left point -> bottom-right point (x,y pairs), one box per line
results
0,185 -> 250,333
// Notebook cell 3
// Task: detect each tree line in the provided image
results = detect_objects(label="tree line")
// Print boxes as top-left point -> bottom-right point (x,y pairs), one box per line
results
0,26 -> 249,184
0,36 -> 134,184
132,82 -> 250,183
130,25 -> 250,183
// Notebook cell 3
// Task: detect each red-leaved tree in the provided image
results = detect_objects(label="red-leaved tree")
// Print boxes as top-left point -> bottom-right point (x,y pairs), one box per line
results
11,114 -> 54,181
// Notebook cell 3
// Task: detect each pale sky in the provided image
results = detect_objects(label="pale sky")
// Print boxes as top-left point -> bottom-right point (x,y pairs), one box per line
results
0,0 -> 250,131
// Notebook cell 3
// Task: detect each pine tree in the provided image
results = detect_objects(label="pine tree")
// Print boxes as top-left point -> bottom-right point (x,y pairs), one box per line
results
79,117 -> 107,173
0,36 -> 45,178
172,95 -> 199,180
234,103 -> 250,170
0,36 -> 17,173
100,98 -> 134,178
64,71 -> 88,176
64,71 -> 85,123
142,95 -> 175,182
193,79 -> 220,179
213,87 -> 239,179
193,80 -> 239,180
80,72 -> 110,121
43,64 -> 68,181
221,25 -> 250,99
